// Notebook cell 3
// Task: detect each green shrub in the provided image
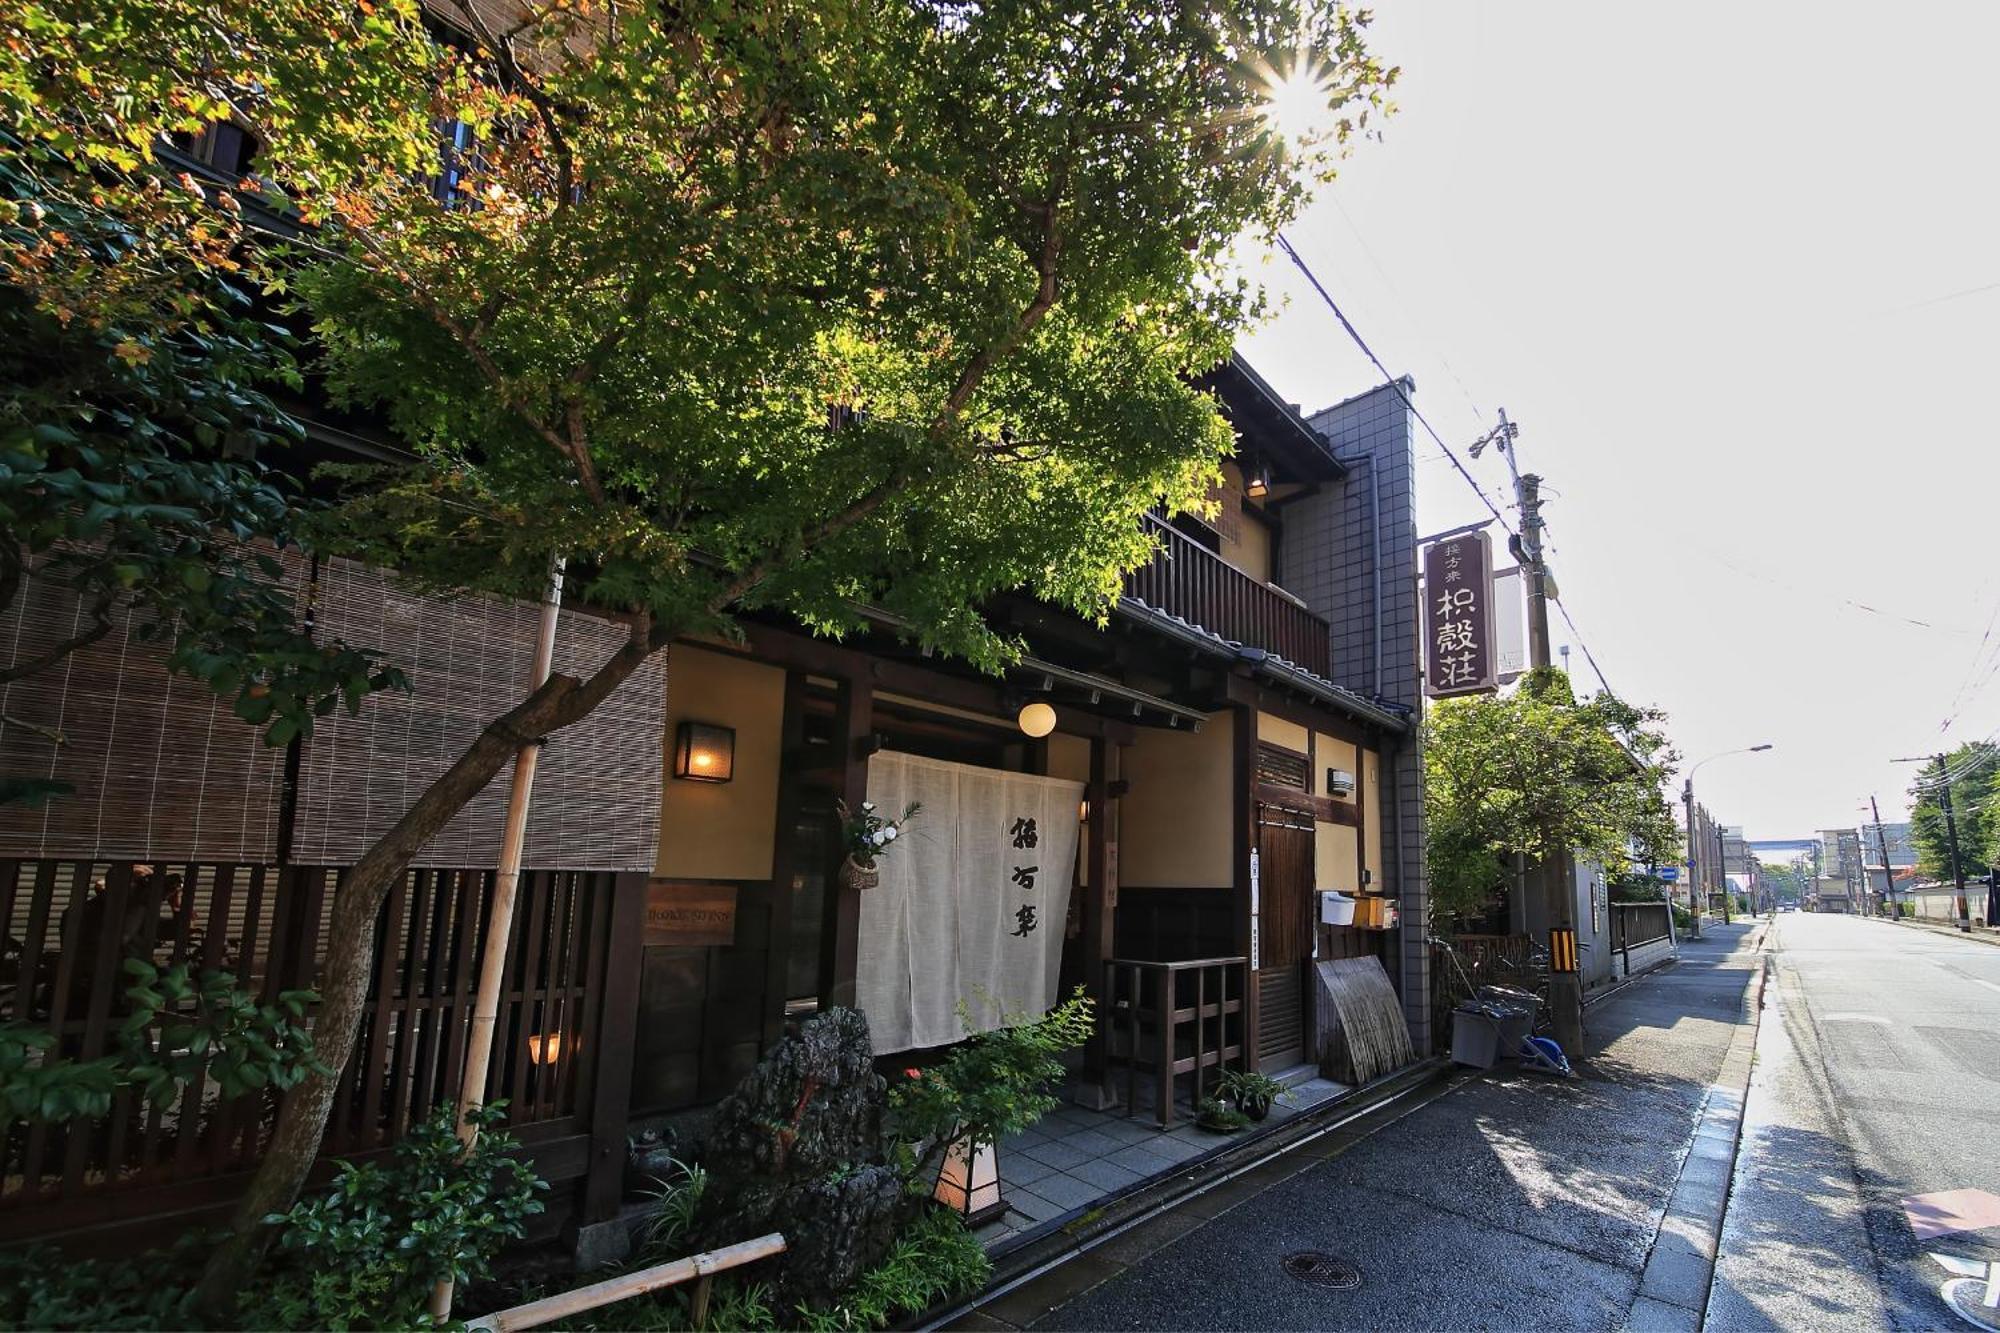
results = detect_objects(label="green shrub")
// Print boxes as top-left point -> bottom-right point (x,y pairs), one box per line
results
0,960 -> 322,1125
1193,1097 -> 1250,1133
887,989 -> 1092,1185
0,1234 -> 206,1330
244,1102 -> 546,1331
793,1207 -> 991,1332
640,1154 -> 709,1258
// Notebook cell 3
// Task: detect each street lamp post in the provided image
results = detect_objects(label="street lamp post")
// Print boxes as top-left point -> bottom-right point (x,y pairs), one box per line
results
1684,745 -> 1774,938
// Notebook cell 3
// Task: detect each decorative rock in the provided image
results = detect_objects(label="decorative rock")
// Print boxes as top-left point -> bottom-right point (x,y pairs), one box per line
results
697,1008 -> 912,1298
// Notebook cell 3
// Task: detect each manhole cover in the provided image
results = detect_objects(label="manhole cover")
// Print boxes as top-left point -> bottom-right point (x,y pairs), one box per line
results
1281,1251 -> 1361,1291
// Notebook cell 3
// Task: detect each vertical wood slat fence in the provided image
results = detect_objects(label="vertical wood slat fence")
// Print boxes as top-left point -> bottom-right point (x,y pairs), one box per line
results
0,857 -> 633,1241
1100,956 -> 1247,1129
1609,903 -> 1673,978
1429,934 -> 1541,1051
1122,515 -> 1333,678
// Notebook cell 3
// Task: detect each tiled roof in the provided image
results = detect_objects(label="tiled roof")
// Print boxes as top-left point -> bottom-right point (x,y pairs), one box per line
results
1116,597 -> 1409,733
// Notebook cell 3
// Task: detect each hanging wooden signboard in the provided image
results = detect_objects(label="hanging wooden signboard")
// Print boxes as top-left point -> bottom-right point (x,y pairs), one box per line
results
1422,530 -> 1499,698
644,880 -> 739,947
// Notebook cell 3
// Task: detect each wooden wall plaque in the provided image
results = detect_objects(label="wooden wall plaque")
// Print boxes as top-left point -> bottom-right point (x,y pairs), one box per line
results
643,880 -> 739,947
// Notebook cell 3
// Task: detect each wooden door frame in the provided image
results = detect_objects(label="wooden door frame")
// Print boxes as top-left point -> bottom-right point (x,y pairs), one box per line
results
1253,796 -> 1315,1072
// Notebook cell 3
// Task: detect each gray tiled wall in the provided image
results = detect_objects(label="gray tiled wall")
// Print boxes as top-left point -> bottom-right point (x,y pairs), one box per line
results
1282,378 -> 1431,1054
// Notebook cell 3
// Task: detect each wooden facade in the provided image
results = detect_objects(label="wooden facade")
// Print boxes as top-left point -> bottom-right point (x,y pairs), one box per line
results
0,553 -> 663,1248
0,856 -> 644,1245
0,353 -> 1420,1247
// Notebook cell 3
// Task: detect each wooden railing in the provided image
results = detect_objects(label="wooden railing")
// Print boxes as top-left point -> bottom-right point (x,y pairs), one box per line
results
1100,956 -> 1247,1128
1123,515 -> 1333,678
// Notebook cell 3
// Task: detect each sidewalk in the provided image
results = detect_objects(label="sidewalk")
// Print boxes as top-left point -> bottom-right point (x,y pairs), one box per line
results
951,924 -> 1768,1331
977,1071 -> 1354,1251
1886,914 -> 2000,947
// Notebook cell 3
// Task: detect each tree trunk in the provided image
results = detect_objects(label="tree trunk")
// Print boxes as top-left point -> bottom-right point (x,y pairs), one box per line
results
191,629 -> 658,1320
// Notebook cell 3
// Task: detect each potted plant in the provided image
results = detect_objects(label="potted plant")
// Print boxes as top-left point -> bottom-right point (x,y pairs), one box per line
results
1216,1068 -> 1288,1123
1194,1096 -> 1250,1134
835,799 -> 920,890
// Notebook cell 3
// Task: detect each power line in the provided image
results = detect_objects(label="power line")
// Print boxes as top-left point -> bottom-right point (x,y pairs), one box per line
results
1275,231 -> 1625,702
1881,278 -> 2000,315
1275,233 -> 1516,538
1551,591 -> 1616,700
1906,735 -> 2000,792
1323,197 -> 1490,428
1940,588 -> 2000,737
1686,545 -> 1979,637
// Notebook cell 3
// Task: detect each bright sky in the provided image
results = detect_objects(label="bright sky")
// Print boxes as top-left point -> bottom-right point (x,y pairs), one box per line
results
1235,2 -> 2000,841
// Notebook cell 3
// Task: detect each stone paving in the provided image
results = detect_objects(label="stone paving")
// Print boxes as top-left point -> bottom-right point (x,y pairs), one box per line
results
975,1076 -> 1351,1250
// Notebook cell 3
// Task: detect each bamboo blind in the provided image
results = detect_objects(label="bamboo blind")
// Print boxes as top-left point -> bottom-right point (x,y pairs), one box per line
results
1,552 -> 662,872
0,556 -> 303,862
288,558 -> 664,871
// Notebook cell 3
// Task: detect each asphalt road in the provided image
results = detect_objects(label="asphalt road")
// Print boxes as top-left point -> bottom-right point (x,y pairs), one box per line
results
1709,912 -> 2000,1331
1023,926 -> 1763,1332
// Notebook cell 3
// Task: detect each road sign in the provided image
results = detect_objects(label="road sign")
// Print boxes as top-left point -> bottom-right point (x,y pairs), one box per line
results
1658,867 -> 1681,883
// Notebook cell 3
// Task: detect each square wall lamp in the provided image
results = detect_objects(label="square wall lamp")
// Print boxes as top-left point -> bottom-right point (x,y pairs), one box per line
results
674,721 -> 736,783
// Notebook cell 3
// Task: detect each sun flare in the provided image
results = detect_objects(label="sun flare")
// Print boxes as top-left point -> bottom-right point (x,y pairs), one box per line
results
1260,57 -> 1335,147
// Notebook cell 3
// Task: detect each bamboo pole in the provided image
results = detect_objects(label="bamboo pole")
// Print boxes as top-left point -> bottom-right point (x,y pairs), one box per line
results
467,1234 -> 788,1332
430,554 -> 567,1321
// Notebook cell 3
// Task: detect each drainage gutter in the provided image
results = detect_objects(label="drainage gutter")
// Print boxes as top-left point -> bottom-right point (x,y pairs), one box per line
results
912,1056 -> 1455,1331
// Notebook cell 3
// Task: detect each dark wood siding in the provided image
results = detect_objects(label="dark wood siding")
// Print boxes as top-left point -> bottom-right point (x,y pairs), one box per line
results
628,881 -> 779,1113
0,856 -> 637,1244
1113,887 -> 1237,962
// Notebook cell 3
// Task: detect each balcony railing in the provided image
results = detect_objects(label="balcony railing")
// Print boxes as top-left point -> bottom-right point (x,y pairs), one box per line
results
1123,514 -> 1332,678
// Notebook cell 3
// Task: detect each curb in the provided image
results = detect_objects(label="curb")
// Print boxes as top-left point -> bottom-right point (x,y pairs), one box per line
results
1621,930 -> 1769,1332
917,1057 -> 1460,1331
1885,916 -> 2000,948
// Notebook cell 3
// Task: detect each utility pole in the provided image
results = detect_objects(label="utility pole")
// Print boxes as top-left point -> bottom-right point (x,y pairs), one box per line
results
1868,795 -> 1897,918
1894,754 -> 1972,932
1683,781 -> 1703,939
1681,745 -> 1771,936
1495,410 -> 1582,1054
1939,761 -> 1972,933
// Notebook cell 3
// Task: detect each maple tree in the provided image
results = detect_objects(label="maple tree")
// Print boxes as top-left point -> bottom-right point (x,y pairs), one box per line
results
4,0 -> 1395,1303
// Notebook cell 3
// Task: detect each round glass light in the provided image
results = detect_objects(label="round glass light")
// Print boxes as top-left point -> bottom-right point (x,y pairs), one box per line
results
1017,701 -> 1057,738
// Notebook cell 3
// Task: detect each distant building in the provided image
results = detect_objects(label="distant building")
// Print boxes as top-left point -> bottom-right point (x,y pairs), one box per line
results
1818,827 -> 1867,908
1861,821 -> 1918,900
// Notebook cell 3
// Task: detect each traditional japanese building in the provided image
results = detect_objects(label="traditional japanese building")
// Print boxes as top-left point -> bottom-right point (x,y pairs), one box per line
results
633,361 -> 1429,1112
0,348 -> 1429,1250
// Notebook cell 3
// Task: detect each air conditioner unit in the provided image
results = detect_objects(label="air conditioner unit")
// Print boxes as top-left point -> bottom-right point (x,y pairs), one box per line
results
1325,768 -> 1356,799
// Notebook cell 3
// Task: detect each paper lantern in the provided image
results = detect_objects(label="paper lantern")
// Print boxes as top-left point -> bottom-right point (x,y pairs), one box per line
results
934,1135 -> 1005,1224
1017,701 -> 1057,738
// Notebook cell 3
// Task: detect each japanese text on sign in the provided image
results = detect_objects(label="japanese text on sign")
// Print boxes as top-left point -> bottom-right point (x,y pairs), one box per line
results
1010,814 -> 1039,936
1422,530 -> 1497,698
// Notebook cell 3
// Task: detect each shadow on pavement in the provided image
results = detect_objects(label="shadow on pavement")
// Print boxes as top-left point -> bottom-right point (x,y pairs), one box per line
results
1030,928 -> 1778,1330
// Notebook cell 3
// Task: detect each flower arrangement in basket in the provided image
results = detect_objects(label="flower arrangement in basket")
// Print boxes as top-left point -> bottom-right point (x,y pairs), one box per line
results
836,798 -> 921,890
